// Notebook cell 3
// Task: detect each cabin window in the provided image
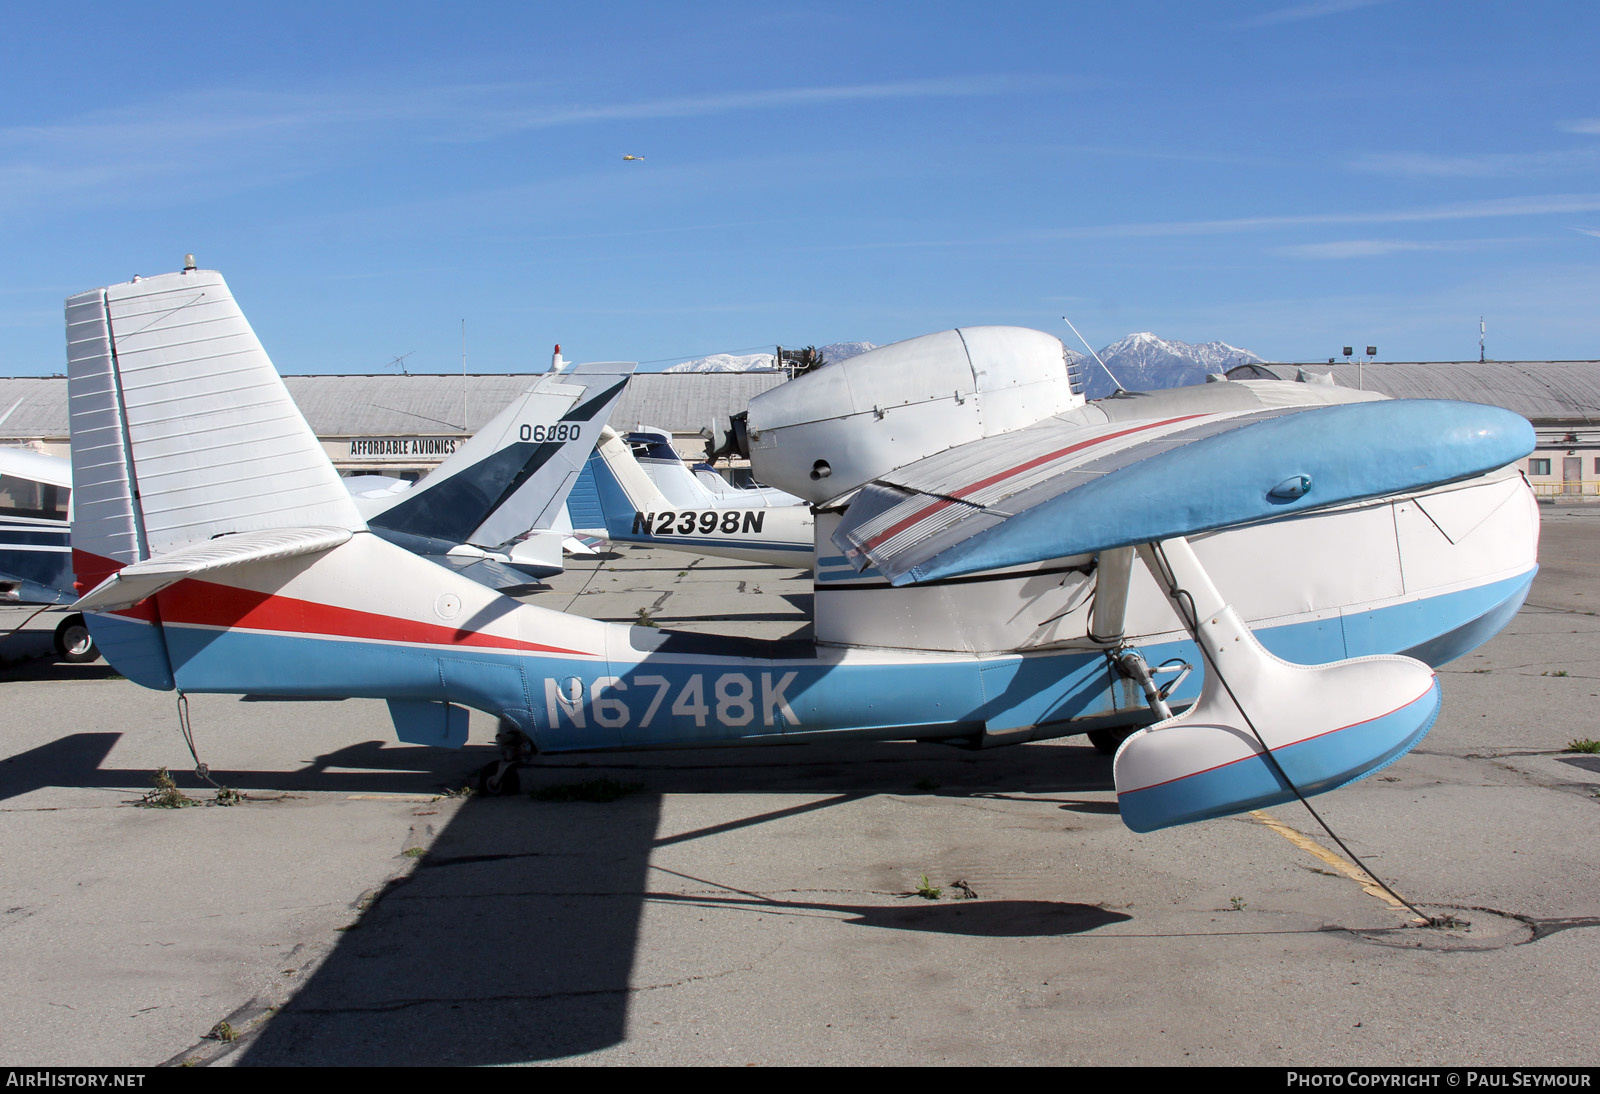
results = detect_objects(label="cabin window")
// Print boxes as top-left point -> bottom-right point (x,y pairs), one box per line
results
1528,458 -> 1552,476
0,474 -> 68,521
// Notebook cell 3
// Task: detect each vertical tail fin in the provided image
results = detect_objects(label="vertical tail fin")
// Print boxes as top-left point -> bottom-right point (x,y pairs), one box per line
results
582,426 -> 674,538
67,269 -> 363,570
365,362 -> 634,549
66,268 -> 364,687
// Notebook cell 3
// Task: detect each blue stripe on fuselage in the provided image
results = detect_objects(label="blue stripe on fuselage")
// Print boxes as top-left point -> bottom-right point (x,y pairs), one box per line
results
87,567 -> 1535,755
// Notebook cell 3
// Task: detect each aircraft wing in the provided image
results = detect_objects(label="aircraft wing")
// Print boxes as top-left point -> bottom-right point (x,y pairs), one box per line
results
834,399 -> 1535,586
73,526 -> 352,613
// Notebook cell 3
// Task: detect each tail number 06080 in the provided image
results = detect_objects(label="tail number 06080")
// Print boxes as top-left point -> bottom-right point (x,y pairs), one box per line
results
519,423 -> 581,442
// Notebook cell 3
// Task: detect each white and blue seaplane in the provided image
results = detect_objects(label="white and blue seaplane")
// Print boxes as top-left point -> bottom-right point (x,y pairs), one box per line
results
65,270 -> 1538,832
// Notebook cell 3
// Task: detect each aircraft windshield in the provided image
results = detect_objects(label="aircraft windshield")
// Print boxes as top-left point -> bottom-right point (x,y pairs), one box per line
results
0,474 -> 69,521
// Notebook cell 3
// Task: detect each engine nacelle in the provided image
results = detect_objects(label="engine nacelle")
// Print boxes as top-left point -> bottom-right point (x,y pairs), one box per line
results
746,326 -> 1084,504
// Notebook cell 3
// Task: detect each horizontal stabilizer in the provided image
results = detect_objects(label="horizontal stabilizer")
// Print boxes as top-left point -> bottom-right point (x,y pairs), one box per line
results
835,399 -> 1535,585
439,554 -> 549,595
73,526 -> 352,613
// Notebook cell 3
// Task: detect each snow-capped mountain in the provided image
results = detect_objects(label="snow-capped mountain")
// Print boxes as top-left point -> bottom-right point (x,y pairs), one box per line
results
819,341 -> 875,365
665,342 -> 879,373
1078,333 -> 1262,399
665,352 -> 776,373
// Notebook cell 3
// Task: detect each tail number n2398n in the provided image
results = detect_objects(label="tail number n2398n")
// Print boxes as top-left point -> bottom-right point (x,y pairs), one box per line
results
631,510 -> 767,536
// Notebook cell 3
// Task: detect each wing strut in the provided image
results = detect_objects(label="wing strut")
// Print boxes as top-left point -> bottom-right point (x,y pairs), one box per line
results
1112,537 -> 1441,833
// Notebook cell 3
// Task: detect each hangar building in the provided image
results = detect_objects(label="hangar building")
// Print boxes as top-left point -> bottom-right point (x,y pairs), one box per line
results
0,370 -> 787,478
5,359 -> 1600,498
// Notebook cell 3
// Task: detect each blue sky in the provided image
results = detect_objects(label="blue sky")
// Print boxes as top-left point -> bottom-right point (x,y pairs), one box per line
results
4,1 -> 1600,374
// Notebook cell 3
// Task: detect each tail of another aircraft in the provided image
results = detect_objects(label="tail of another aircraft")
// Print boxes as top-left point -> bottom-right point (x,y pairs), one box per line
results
579,426 -> 677,540
362,362 -> 634,552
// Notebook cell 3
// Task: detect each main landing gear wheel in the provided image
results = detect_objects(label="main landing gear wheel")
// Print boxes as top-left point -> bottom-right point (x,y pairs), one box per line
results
477,760 -> 523,797
1087,728 -> 1136,756
477,719 -> 535,795
53,614 -> 98,664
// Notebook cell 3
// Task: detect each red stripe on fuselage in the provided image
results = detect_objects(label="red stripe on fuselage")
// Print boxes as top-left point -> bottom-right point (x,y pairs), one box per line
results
862,414 -> 1209,553
73,548 -> 590,656
160,578 -> 591,656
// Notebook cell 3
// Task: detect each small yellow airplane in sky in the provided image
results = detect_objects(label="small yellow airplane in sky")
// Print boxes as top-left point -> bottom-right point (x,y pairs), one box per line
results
622,154 -> 644,161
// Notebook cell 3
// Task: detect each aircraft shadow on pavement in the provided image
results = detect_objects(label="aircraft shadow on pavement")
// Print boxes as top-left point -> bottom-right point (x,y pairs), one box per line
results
232,738 -> 1118,1065
0,657 -> 123,683
0,736 -> 482,802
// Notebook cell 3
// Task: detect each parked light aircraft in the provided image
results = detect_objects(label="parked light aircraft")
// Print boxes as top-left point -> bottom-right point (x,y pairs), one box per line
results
621,426 -> 800,508
66,269 -> 1537,831
0,446 -> 96,660
574,425 -> 814,567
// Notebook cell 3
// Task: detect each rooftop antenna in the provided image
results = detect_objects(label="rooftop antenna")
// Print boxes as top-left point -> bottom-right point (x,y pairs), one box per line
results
384,350 -> 415,376
1480,316 -> 1486,363
461,319 -> 469,434
1061,316 -> 1126,395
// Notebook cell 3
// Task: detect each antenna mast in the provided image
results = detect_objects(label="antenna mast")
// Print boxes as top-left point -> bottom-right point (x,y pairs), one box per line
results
1480,316 -> 1486,363
1061,316 -> 1126,395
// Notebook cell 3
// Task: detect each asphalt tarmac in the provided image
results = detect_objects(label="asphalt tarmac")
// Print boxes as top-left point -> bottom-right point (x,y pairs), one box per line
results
0,510 -> 1595,1066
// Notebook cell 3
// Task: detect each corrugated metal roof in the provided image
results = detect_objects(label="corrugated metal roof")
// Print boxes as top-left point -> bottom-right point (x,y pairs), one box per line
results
0,370 -> 790,441
0,377 -> 69,439
1226,361 -> 1600,423
611,372 -> 787,434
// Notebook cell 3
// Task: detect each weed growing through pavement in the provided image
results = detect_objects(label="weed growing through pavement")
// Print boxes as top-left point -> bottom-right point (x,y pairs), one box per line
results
1565,738 -> 1600,753
138,767 -> 197,809
1228,896 -> 1247,911
915,875 -> 942,900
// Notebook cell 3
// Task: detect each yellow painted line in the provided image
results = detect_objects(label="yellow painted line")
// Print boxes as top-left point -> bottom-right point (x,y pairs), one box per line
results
1250,809 -> 1425,922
